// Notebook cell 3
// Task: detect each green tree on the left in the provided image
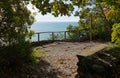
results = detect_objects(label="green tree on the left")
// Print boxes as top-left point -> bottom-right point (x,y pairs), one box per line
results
0,0 -> 35,66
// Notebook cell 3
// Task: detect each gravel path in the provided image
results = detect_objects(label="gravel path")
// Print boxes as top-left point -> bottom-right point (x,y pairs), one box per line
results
36,41 -> 108,78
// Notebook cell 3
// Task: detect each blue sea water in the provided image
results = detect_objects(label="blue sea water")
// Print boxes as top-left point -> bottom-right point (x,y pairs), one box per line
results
31,22 -> 78,41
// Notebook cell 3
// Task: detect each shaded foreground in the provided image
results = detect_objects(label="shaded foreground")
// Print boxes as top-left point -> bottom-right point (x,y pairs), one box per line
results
0,41 -> 108,78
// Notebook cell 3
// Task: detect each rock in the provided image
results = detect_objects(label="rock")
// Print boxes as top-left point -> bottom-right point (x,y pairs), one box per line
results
92,64 -> 105,73
76,52 -> 118,78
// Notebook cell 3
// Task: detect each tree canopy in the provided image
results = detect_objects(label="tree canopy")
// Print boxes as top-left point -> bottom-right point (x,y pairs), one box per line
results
66,0 -> 120,41
0,0 -> 34,46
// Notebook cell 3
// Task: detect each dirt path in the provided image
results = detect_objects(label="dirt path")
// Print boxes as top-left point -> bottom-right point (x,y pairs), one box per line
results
36,41 -> 108,78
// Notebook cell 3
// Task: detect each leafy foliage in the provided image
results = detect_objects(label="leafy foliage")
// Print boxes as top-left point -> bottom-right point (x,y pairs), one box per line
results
66,0 -> 120,41
67,24 -> 89,39
0,0 -> 35,66
111,23 -> 120,45
0,1 -> 34,46
105,7 -> 120,24
32,0 -> 74,17
67,25 -> 80,39
51,33 -> 64,40
0,41 -> 34,67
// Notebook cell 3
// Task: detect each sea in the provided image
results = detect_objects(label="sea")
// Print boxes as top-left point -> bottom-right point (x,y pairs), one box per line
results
31,22 -> 78,41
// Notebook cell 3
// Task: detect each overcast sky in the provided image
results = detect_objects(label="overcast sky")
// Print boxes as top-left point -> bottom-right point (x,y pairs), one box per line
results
27,3 -> 79,22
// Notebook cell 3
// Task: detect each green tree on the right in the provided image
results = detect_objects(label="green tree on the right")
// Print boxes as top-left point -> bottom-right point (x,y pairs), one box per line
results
67,0 -> 120,41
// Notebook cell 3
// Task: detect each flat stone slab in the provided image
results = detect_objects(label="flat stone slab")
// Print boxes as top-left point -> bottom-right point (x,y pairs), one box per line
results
79,43 -> 108,56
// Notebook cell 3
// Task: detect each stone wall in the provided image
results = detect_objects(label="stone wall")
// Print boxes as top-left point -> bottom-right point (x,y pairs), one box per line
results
76,52 -> 120,78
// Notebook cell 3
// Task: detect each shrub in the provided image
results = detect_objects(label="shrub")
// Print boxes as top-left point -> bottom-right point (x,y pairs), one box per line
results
92,27 -> 111,41
49,33 -> 64,40
0,41 -> 34,67
111,23 -> 120,45
66,25 -> 89,39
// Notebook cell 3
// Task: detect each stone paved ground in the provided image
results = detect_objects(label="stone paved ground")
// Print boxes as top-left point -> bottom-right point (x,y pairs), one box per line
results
36,41 -> 108,78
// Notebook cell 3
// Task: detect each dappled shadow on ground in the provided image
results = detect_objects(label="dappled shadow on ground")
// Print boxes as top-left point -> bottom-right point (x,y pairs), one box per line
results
0,58 -> 60,78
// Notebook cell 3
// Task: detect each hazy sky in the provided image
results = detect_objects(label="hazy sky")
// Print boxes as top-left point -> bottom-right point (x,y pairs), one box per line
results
27,3 -> 79,22
35,14 -> 79,22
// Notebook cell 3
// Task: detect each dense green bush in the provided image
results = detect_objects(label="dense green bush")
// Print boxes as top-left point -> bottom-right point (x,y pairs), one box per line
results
67,25 -> 79,39
66,24 -> 111,41
111,23 -> 120,45
67,25 -> 89,39
0,41 -> 34,67
92,25 -> 111,41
